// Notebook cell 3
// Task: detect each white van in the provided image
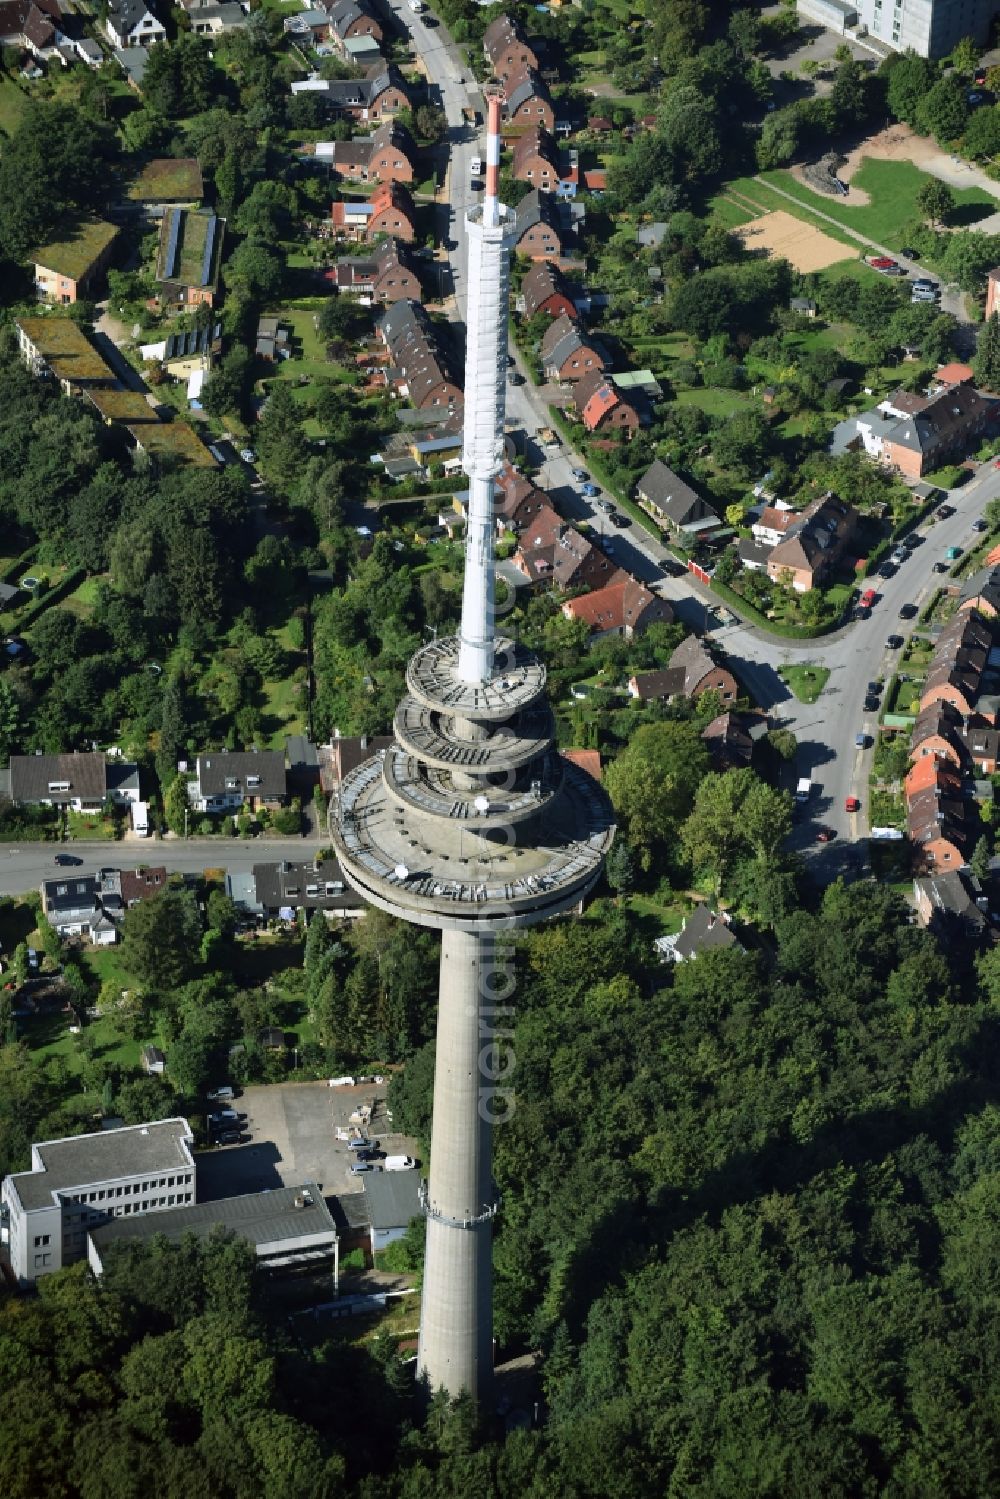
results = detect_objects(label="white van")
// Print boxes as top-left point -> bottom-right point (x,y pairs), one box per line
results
383,1155 -> 415,1172
408,0 -> 424,11
470,156 -> 483,178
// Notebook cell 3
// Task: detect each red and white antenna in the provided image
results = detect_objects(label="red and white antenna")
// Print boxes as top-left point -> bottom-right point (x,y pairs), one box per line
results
483,87 -> 503,229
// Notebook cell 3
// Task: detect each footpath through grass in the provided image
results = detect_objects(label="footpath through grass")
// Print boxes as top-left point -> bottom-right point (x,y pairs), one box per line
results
761,159 -> 998,249
779,663 -> 830,703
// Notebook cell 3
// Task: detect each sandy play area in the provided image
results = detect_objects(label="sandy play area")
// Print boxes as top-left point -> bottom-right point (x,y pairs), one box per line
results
735,209 -> 853,272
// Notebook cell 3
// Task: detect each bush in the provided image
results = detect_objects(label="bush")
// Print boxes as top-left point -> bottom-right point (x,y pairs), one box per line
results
271,799 -> 303,835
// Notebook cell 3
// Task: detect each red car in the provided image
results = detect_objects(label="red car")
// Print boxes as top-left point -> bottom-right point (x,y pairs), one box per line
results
816,828 -> 836,843
845,796 -> 860,813
869,256 -> 896,270
860,588 -> 877,609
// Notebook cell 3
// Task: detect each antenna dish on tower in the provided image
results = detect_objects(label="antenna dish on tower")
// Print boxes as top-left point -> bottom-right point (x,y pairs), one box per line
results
394,863 -> 409,881
474,794 -> 490,813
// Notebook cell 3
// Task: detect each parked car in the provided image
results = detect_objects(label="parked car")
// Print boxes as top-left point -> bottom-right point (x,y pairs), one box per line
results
869,256 -> 896,270
860,588 -> 878,608
877,562 -> 895,578
26,948 -> 38,970
216,1130 -> 245,1146
898,603 -> 918,619
816,828 -> 836,843
240,448 -> 256,464
350,1160 -> 376,1174
938,504 -> 956,517
571,468 -> 588,481
867,680 -> 882,696
845,796 -> 861,813
581,482 -> 600,497
887,634 -> 905,649
855,733 -> 868,749
348,1136 -> 379,1151
612,511 -> 631,526
945,546 -> 963,561
596,498 -> 613,512
206,1086 -> 235,1102
901,246 -> 920,259
209,1108 -> 239,1126
509,372 -> 525,385
932,561 -> 948,573
864,695 -> 881,713
972,518 -> 989,532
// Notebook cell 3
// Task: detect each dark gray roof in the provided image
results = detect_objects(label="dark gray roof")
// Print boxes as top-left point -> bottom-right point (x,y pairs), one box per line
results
363,1168 -> 421,1230
196,750 -> 287,799
504,69 -> 548,117
89,1182 -> 337,1261
673,905 -> 741,961
630,667 -> 686,700
252,858 -> 362,912
9,752 -> 107,805
0,582 -> 21,604
42,875 -> 100,914
636,460 -> 715,527
514,188 -> 558,239
915,871 -> 987,930
960,565 -> 1000,612
9,1119 -> 195,1212
886,381 -> 988,455
107,0 -> 155,36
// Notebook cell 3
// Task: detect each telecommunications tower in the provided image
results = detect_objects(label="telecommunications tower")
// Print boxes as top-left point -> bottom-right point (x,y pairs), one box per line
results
331,92 -> 614,1400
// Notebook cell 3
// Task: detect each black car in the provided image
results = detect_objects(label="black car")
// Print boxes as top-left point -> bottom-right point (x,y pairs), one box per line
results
932,561 -> 948,573
613,511 -> 632,527
878,562 -> 895,577
867,680 -> 882,697
887,634 -> 905,649
662,559 -> 685,577
901,247 -> 919,259
509,372 -> 525,385
54,853 -> 82,866
864,695 -> 881,713
938,504 -> 955,518
216,1130 -> 245,1146
972,519 -> 989,532
898,603 -> 918,619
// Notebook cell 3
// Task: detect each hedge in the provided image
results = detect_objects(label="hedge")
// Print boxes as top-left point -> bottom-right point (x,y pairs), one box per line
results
16,569 -> 86,633
2,546 -> 38,586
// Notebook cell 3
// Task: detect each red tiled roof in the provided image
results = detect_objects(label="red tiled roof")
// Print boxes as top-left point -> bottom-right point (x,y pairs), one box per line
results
560,748 -> 602,783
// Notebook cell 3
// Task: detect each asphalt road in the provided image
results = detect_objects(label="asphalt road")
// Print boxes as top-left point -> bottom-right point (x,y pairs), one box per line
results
0,837 -> 321,900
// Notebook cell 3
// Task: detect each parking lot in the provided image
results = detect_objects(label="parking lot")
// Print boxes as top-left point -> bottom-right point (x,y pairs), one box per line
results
196,1079 -> 419,1203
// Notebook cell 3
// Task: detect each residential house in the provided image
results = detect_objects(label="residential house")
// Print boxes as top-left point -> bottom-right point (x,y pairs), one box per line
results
377,299 -> 463,410
881,380 -> 991,479
540,313 -> 606,382
483,13 -> 538,79
502,68 -> 555,130
4,752 -> 139,812
661,634 -> 739,703
328,237 -> 421,303
155,208 -> 224,308
181,0 -> 248,34
141,1046 -> 165,1075
104,0 -> 164,47
654,905 -> 743,963
40,876 -> 118,945
520,261 -> 576,319
1,1117 -> 196,1285
325,0 -> 383,50
912,870 -> 989,943
560,569 -> 673,642
252,858 -> 363,918
187,751 -> 288,814
790,296 -> 817,317
512,189 -> 562,261
317,735 -> 394,796
0,0 -> 62,59
293,66 -> 410,122
907,783 -> 972,871
512,128 -> 560,189
31,220 -> 119,304
766,492 -> 857,593
126,420 -> 217,469
918,609 -> 992,716
702,710 -> 768,769
635,459 -> 720,538
15,316 -> 114,393
574,370 -> 642,436
904,754 -> 964,802
752,503 -> 799,546
138,323 -> 220,377
910,699 -> 965,768
85,388 -> 160,426
512,503 -> 614,589
494,465 -> 549,533
365,180 -> 417,242
959,722 -> 1000,774
958,564 -> 1000,619
285,8 -> 332,43
325,121 -> 416,183
119,866 -> 168,907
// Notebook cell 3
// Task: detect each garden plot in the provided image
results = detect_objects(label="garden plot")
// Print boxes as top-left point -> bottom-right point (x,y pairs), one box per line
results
735,209 -> 853,273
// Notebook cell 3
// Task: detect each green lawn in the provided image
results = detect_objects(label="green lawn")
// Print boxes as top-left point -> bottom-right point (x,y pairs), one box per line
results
0,73 -> 28,136
761,159 -> 998,248
721,176 -> 860,254
779,664 -> 830,703
59,575 -> 103,620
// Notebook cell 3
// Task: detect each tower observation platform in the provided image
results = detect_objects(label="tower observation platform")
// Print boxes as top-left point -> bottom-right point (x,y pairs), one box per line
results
330,87 -> 614,1402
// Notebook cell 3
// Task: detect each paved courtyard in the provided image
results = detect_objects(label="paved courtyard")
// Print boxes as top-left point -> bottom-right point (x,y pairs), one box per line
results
195,1079 -> 417,1203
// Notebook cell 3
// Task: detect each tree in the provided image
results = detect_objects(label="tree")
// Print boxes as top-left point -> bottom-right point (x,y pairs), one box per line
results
951,35 -> 980,76
141,35 -> 217,118
711,410 -> 770,477
916,78 -> 969,142
0,102 -> 119,259
756,106 -> 800,170
605,721 -> 711,869
414,103 -> 447,142
156,678 -> 188,792
971,835 -> 992,882
201,347 -> 251,421
120,888 -> 202,992
974,313 -> 1000,392
828,59 -> 868,128
224,240 -> 283,303
605,841 -> 637,897
682,769 -> 791,894
916,177 -> 955,228
964,105 -> 1000,160
0,678 -> 22,762
885,52 -> 936,126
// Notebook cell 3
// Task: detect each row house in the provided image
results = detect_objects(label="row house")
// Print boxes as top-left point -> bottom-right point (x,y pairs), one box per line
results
323,121 -> 416,184
512,128 -> 561,191
494,464 -> 550,534
918,609 -> 992,717
912,870 -> 989,944
574,370 -> 642,436
907,779 -> 974,872
958,563 -> 1000,620
154,208 -> 224,309
512,503 -> 614,590
502,68 -> 554,131
561,569 -> 672,643
483,12 -> 538,80
327,238 -> 421,303
520,261 -> 577,320
377,299 -> 463,410
323,0 -> 383,49
766,493 -> 857,594
512,189 -> 562,261
540,312 -> 607,382
882,380 -> 991,479
331,180 -> 417,243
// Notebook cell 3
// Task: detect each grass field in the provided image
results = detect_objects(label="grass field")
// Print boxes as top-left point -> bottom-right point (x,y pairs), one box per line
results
779,664 -> 830,703
0,73 -> 28,135
716,178 -> 861,253
675,387 -> 751,417
762,159 -> 998,247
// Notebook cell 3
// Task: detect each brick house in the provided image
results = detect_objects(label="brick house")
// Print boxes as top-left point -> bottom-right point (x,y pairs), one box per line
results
512,503 -> 614,589
909,700 -> 964,768
540,313 -> 606,381
560,569 -> 673,642
502,68 -> 555,130
155,208 -> 223,308
635,458 -> 720,539
904,754 -> 964,802
702,711 -> 769,770
574,370 -> 641,436
328,238 -> 422,302
881,380 -> 990,479
959,722 -> 1000,773
512,128 -> 560,189
958,564 -> 1000,619
494,464 -> 549,533
325,0 -> 383,47
327,121 -> 416,183
483,12 -> 538,80
520,261 -> 576,319
913,870 -> 988,942
907,784 -> 972,872
377,299 -> 462,410
314,67 -> 410,122
332,180 -> 416,242
512,189 -> 561,260
918,609 -> 991,716
765,493 -> 856,593
627,635 -> 738,704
